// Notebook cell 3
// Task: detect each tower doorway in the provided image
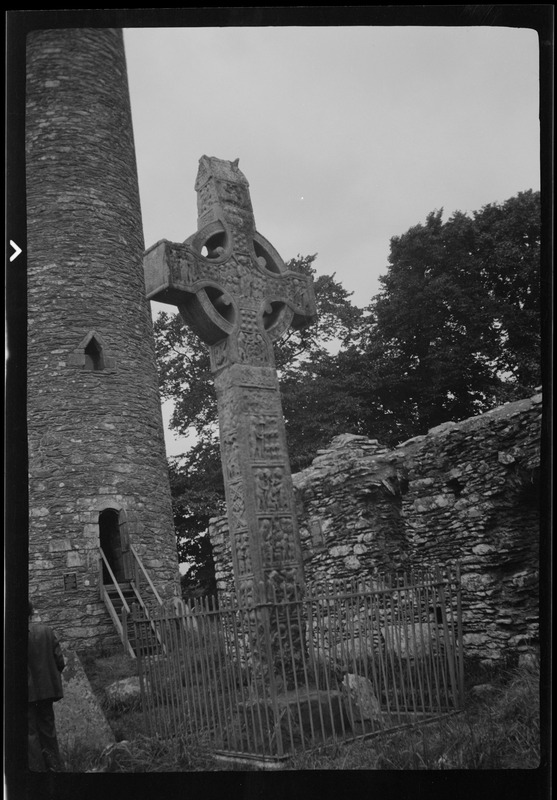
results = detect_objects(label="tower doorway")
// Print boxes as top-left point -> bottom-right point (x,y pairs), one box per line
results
99,508 -> 127,584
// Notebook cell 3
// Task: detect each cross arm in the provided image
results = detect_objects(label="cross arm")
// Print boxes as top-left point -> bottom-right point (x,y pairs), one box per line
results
143,238 -> 235,345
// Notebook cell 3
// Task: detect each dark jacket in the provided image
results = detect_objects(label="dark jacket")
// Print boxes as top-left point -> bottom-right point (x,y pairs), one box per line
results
28,622 -> 65,702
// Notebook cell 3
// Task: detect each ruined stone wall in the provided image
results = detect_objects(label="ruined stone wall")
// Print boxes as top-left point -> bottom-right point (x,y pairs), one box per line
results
209,392 -> 542,663
26,29 -> 180,650
398,394 -> 541,662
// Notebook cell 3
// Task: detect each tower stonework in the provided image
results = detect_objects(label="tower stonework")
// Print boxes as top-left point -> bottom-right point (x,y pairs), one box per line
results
26,28 -> 180,649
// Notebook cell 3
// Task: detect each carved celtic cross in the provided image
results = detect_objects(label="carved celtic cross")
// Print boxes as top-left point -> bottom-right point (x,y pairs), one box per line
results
144,156 -> 316,612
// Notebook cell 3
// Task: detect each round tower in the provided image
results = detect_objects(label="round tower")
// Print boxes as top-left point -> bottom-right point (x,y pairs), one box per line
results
26,28 -> 180,650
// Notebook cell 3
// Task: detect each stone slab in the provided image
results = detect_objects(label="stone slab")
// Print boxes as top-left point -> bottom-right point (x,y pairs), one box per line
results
55,647 -> 115,754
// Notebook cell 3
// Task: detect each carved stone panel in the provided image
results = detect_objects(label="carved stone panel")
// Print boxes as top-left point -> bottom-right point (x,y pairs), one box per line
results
228,481 -> 246,530
222,430 -> 241,482
233,529 -> 252,576
236,308 -> 273,366
259,516 -> 298,566
264,565 -> 304,603
254,466 -> 290,514
249,415 -> 281,462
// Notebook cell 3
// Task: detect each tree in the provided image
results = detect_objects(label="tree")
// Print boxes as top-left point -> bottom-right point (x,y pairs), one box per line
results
276,255 -> 365,469
168,455 -> 221,600
359,190 -> 541,436
470,190 -> 541,389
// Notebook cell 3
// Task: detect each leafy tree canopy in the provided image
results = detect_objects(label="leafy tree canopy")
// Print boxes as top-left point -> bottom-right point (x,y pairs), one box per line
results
361,190 -> 541,435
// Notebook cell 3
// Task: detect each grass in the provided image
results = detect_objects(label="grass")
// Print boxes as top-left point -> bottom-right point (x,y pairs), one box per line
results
275,656 -> 541,770
70,648 -> 540,772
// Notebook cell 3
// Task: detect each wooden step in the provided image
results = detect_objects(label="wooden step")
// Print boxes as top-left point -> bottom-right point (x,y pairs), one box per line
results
102,578 -> 164,658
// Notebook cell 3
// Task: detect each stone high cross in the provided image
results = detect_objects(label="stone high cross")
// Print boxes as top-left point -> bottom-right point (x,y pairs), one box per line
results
144,156 -> 316,611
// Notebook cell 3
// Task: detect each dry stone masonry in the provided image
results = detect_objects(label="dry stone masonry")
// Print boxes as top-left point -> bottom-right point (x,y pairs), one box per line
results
210,391 -> 542,663
26,28 -> 181,650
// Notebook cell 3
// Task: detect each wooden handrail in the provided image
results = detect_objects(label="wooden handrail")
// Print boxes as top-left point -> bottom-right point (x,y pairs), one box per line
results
99,545 -> 167,658
130,544 -> 163,605
121,604 -> 128,652
99,548 -> 131,613
100,581 -> 135,658
130,583 -> 152,616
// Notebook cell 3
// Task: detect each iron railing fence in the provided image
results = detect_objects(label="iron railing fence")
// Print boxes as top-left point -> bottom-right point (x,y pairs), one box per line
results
131,564 -> 463,764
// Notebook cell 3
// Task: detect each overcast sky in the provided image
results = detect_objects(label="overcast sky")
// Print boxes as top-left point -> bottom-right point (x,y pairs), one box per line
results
121,25 -> 540,455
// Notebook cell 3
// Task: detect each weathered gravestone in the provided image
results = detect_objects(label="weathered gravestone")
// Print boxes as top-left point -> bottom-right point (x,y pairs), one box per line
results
144,156 -> 316,684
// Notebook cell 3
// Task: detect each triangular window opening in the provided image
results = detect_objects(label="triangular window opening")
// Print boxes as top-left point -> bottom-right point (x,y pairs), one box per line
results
84,336 -> 105,371
69,330 -> 115,371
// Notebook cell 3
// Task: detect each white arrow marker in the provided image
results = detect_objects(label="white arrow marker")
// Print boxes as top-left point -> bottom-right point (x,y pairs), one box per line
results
10,240 -> 22,262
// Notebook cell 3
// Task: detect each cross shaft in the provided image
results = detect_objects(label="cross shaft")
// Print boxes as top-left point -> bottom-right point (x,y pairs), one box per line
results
144,156 -> 316,611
